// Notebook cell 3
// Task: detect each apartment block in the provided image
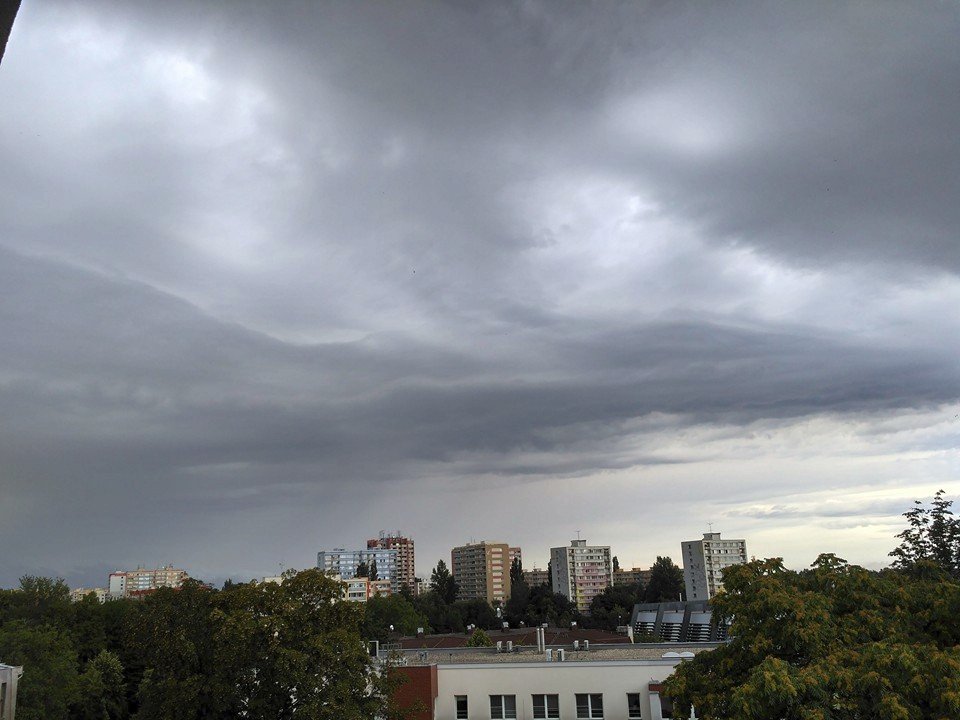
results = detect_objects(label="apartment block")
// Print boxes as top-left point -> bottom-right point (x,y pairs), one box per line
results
450,541 -> 513,605
317,547 -> 399,590
368,533 -> 416,593
340,576 -> 392,602
523,567 -> 550,587
613,567 -> 651,588
681,532 -> 748,601
70,587 -> 109,603
551,539 -> 613,614
108,565 -> 188,599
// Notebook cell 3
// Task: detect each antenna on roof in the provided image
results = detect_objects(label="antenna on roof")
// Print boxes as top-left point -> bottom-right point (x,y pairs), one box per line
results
707,522 -> 714,533
576,529 -> 581,540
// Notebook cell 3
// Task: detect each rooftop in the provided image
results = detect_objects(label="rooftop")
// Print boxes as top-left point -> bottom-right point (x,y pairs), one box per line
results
395,643 -> 719,665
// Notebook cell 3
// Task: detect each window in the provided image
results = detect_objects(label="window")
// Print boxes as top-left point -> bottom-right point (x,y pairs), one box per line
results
627,693 -> 642,719
490,695 -> 516,719
532,694 -> 560,719
576,694 -> 603,718
456,695 -> 468,720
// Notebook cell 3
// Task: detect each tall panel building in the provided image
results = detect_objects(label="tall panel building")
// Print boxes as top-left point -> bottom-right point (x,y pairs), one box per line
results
367,533 -> 416,593
317,547 -> 399,592
681,531 -> 747,601
450,541 -> 513,605
550,539 -> 613,614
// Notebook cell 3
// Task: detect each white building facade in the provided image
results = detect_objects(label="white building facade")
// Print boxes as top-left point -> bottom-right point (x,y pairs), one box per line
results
108,565 -> 188,599
550,540 -> 613,614
0,664 -> 23,720
681,532 -> 747,601
317,547 -> 399,587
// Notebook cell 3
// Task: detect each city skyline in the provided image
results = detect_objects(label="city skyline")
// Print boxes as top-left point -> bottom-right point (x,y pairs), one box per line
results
1,2 -> 959,589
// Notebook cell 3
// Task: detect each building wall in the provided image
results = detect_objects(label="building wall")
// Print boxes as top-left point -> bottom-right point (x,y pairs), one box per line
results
108,566 -> 187,599
434,660 -> 681,720
550,540 -> 613,614
392,665 -> 438,720
0,664 -> 23,720
681,533 -> 747,601
369,534 -> 416,593
523,568 -> 549,587
317,548 -> 399,588
613,568 -> 651,588
451,542 -> 511,605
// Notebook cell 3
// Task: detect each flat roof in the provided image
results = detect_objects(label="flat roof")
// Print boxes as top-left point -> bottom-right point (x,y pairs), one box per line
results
396,643 -> 720,665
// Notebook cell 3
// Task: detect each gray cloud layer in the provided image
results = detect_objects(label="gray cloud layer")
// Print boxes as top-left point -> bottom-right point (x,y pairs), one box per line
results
1,1 -> 958,585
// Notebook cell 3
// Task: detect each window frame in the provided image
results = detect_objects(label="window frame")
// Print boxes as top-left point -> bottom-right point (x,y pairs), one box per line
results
627,692 -> 643,719
532,693 -> 560,719
575,693 -> 604,719
490,694 -> 517,720
456,695 -> 468,720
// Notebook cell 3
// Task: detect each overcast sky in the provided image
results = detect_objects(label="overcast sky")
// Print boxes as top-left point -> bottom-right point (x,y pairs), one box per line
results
1,1 -> 958,589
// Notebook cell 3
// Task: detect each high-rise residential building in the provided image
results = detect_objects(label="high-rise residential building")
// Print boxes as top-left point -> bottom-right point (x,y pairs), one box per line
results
450,541 -> 513,605
509,546 -> 522,568
550,539 -> 613,614
108,565 -> 188,599
367,532 -> 416,593
317,547 -> 399,591
523,567 -> 549,587
681,531 -> 748,601
613,567 -> 651,588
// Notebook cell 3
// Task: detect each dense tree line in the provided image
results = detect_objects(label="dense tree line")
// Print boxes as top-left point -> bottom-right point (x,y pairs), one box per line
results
367,553 -> 687,643
0,570 -> 396,719
663,491 -> 960,719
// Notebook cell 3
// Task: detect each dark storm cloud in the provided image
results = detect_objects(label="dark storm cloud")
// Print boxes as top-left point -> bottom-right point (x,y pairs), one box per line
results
0,1 -> 958,585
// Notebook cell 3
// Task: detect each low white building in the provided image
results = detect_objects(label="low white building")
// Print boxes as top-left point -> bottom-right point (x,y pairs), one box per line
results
392,640 -> 711,720
0,663 -> 23,720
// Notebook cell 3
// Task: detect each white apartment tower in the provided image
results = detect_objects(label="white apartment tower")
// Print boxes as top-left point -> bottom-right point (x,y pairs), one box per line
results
317,547 -> 399,591
550,539 -> 613,614
682,531 -> 748,601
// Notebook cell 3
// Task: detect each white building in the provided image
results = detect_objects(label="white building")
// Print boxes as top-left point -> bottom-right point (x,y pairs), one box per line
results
391,641 -> 709,720
550,539 -> 613,614
108,565 -> 189,599
0,663 -> 23,720
681,532 -> 747,601
70,587 -> 109,603
317,547 -> 399,589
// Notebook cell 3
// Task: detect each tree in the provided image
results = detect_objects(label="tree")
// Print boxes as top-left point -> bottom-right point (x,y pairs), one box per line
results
127,580 -> 224,719
465,628 -> 494,647
75,649 -> 127,720
355,561 -> 370,578
587,583 -> 643,631
522,585 -> 579,628
368,558 -> 379,581
454,598 -> 500,630
662,554 -> 960,719
644,556 -> 684,602
891,490 -> 960,576
430,560 -> 458,604
0,620 -> 80,720
364,594 -> 430,641
612,556 -> 620,573
509,557 -> 524,586
216,570 -> 389,718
